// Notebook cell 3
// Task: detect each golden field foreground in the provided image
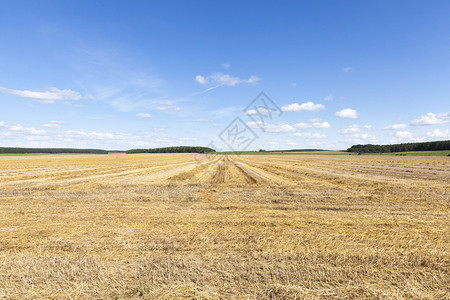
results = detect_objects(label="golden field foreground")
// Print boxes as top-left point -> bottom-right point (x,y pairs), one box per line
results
0,154 -> 448,299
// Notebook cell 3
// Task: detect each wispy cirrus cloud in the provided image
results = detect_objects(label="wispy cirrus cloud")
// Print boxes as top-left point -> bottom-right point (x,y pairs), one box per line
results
0,86 -> 92,104
195,72 -> 259,86
323,94 -> 333,101
136,113 -> 151,118
155,101 -> 181,112
63,43 -> 166,114
193,72 -> 259,95
109,97 -> 182,113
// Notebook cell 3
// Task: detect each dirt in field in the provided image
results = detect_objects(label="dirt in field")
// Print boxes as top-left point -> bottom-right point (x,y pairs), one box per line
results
0,154 -> 449,299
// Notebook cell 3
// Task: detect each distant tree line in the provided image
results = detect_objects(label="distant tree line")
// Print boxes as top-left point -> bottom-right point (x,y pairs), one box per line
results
0,147 -> 108,154
347,140 -> 450,153
263,149 -> 326,152
126,146 -> 215,154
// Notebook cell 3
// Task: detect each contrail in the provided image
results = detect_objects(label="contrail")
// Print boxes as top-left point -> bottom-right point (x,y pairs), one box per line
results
190,84 -> 224,96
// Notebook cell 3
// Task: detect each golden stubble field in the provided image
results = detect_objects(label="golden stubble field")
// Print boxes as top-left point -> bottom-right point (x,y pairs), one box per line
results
0,153 -> 448,299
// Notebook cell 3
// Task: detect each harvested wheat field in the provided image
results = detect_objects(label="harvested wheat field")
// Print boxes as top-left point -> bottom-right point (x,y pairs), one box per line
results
0,153 -> 449,299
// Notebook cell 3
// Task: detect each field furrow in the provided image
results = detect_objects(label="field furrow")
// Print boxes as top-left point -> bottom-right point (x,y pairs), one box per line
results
0,153 -> 448,299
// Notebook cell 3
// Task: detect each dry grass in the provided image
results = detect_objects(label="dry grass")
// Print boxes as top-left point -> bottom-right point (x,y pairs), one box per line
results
0,154 -> 448,299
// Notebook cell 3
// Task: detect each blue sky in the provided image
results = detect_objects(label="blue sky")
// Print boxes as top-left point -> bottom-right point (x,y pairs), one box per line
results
0,1 -> 449,150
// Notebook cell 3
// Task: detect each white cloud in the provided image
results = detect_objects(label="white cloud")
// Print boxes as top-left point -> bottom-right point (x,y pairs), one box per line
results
64,130 -> 118,140
192,72 -> 259,95
311,121 -> 331,129
84,93 -> 96,100
195,75 -> 207,85
25,135 -> 51,141
0,121 -> 47,136
155,101 -> 181,112
221,63 -> 231,69
411,112 -> 450,125
245,107 -> 272,116
294,132 -> 326,139
395,131 -> 413,139
246,121 -> 264,128
343,67 -> 352,72
245,109 -> 258,116
109,96 -> 183,114
344,133 -> 376,143
13,125 -> 46,135
266,123 -> 296,133
0,120 -> 180,150
243,75 -> 259,84
363,125 -> 373,130
44,124 -> 60,128
0,86 -> 88,104
136,113 -> 151,118
426,129 -> 450,139
281,101 -> 325,112
338,124 -> 376,143
247,121 -> 296,133
335,108 -> 358,119
195,72 -> 260,86
389,131 -> 425,144
324,94 -> 333,101
293,120 -> 330,129
290,83 -> 297,87
384,123 -> 407,130
157,100 -> 173,106
339,124 -> 360,134
43,120 -> 65,128
156,106 -> 180,112
293,122 -> 310,129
